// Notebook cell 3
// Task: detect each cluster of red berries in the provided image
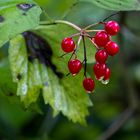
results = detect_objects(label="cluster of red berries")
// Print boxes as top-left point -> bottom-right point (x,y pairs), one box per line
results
61,21 -> 120,93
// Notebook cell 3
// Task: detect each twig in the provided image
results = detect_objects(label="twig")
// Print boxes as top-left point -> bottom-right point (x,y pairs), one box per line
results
68,35 -> 82,61
96,107 -> 135,140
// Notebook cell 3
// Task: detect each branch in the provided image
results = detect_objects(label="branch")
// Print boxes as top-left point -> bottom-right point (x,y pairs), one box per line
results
96,107 -> 135,140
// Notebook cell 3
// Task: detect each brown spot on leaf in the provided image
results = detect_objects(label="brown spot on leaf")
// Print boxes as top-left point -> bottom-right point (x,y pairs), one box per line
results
9,92 -> 14,96
17,74 -> 22,80
44,82 -> 49,87
22,13 -> 27,16
23,31 -> 64,79
17,3 -> 35,11
0,15 -> 4,22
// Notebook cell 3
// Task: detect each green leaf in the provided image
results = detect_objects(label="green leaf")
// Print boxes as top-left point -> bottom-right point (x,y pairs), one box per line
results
35,24 -> 93,124
22,60 -> 43,107
9,32 -> 92,124
40,60 -> 91,122
79,0 -> 140,11
39,46 -> 92,124
42,65 -> 92,124
0,57 -> 42,114
9,35 -> 42,107
0,0 -> 42,47
9,35 -> 28,97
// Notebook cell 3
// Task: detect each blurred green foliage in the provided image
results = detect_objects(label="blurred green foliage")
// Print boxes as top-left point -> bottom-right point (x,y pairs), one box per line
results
0,0 -> 140,140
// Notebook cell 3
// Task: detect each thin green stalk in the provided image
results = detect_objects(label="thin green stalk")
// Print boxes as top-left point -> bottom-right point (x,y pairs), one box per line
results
40,20 -> 81,31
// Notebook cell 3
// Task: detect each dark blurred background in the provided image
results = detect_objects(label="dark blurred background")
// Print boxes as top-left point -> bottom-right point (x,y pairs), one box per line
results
0,0 -> 140,140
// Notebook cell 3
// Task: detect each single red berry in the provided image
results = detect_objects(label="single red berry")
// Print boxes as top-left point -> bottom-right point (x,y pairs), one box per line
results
103,67 -> 111,80
93,62 -> 106,80
94,31 -> 110,47
83,78 -> 95,93
61,37 -> 75,53
68,59 -> 82,76
105,41 -> 119,56
95,50 -> 108,64
105,21 -> 120,36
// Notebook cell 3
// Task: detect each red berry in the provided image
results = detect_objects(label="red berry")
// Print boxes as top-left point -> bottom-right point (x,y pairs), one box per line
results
93,62 -> 106,80
68,59 -> 82,76
83,78 -> 95,93
61,37 -> 75,53
103,67 -> 111,80
95,50 -> 108,64
94,31 -> 110,47
105,21 -> 120,36
105,41 -> 119,56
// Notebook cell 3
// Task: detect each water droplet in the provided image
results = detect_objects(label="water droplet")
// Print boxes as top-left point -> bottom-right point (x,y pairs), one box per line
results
44,82 -> 49,87
86,90 -> 92,94
22,84 -> 28,95
17,3 -> 35,11
101,79 -> 109,85
95,76 -> 104,81
72,73 -> 77,76
0,15 -> 4,22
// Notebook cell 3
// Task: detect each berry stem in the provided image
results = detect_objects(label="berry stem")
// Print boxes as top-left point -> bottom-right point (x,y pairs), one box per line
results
76,35 -> 82,50
82,35 -> 87,77
68,36 -> 82,61
88,38 -> 99,49
59,53 -> 68,58
102,12 -> 120,22
86,29 -> 104,33
81,32 -> 92,39
40,20 -> 81,31
68,33 -> 81,38
84,22 -> 104,30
